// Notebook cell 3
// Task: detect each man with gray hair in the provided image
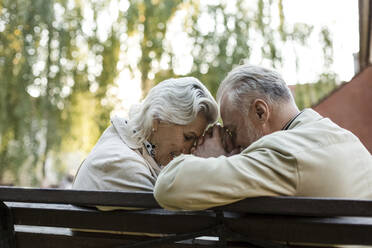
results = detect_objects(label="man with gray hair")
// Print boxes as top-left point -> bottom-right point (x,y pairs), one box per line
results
154,64 -> 372,211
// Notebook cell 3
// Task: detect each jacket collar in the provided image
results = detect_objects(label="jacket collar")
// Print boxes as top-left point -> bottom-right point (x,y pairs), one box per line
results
111,116 -> 161,175
111,116 -> 142,149
286,108 -> 323,130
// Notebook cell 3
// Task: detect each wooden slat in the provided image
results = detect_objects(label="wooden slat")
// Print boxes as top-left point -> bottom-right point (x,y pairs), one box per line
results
225,214 -> 372,245
359,0 -> 372,71
2,187 -> 372,217
0,202 -> 15,248
15,226 -> 286,248
14,226 -> 220,248
8,202 -> 372,245
0,187 -> 159,208
218,196 -> 372,217
7,203 -> 217,234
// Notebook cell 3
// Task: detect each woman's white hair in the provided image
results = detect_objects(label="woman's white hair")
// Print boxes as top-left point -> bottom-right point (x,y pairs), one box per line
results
128,77 -> 218,144
217,64 -> 294,109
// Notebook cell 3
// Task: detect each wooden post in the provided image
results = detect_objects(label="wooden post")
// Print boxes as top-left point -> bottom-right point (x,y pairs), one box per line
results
0,202 -> 15,248
359,0 -> 372,72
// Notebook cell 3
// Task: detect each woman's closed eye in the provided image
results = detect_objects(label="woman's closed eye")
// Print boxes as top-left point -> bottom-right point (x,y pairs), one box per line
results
184,134 -> 197,143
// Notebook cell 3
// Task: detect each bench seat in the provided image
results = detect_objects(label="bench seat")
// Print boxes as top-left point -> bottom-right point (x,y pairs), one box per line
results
1,187 -> 372,248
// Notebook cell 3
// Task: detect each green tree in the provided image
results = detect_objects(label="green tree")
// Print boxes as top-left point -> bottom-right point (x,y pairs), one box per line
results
0,0 -> 339,186
144,0 -> 315,96
0,0 -> 120,185
125,0 -> 183,93
293,26 -> 338,109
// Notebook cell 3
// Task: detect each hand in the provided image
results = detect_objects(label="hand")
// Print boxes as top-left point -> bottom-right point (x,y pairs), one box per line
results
221,127 -> 241,156
191,125 -> 225,158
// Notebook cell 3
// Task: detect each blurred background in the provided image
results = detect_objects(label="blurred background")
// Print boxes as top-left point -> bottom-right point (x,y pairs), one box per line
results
0,0 -> 368,187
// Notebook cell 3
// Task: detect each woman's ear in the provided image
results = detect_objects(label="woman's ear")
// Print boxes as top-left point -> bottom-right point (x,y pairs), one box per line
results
152,119 -> 160,132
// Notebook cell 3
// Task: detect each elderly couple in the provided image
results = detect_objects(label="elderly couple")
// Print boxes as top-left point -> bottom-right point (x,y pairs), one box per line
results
73,64 -> 372,210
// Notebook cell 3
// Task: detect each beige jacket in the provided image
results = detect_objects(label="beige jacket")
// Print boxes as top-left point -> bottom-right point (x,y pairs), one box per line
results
154,109 -> 372,210
73,116 -> 161,196
72,117 -> 163,236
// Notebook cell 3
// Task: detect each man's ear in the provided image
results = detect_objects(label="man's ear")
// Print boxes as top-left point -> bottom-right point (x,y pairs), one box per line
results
251,99 -> 270,122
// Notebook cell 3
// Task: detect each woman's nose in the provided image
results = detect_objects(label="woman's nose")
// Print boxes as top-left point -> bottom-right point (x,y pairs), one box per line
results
182,147 -> 189,154
183,142 -> 194,154
182,139 -> 197,154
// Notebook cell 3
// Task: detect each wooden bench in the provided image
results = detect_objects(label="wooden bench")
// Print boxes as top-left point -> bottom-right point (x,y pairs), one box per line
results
1,186 -> 372,248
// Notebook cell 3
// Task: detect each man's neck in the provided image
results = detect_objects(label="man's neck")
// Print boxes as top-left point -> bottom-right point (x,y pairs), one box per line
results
270,103 -> 300,132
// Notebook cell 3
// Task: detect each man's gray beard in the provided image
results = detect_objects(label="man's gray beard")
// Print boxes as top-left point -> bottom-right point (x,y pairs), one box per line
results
246,119 -> 264,147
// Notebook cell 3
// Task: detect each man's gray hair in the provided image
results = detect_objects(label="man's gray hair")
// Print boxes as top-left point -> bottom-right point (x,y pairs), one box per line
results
128,77 -> 218,144
217,64 -> 293,108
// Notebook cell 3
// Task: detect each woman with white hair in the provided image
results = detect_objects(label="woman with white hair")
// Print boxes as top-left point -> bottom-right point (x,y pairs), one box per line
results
72,77 -> 218,194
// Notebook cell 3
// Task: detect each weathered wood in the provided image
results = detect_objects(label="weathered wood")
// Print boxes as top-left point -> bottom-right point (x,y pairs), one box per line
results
359,0 -> 372,71
2,187 -> 372,217
218,196 -> 372,217
7,202 -> 372,245
14,226 -> 221,248
0,187 -> 159,208
15,226 -> 289,248
0,202 -> 15,248
7,202 -> 217,234
225,214 -> 372,245
2,187 -> 372,247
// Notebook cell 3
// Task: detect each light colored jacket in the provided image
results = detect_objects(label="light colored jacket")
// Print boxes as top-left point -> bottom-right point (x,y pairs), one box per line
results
72,117 -> 163,236
73,116 -> 161,194
154,109 -> 372,210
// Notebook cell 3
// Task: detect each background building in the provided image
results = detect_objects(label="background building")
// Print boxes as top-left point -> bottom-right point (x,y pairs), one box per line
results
313,66 -> 372,153
310,0 -> 372,154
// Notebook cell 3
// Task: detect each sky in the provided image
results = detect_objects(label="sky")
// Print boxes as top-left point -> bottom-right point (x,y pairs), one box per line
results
281,0 -> 359,84
112,0 -> 359,116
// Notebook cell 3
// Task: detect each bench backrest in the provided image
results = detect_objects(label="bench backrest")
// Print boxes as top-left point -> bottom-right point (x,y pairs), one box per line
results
1,186 -> 372,248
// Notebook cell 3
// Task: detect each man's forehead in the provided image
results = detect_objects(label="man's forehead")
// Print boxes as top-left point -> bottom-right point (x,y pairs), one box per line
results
220,92 -> 236,110
220,93 -> 237,125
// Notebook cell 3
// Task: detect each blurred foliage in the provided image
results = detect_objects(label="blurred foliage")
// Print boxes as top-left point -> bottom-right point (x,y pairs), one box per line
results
293,26 -> 338,109
150,0 -> 315,95
0,0 -> 338,186
126,0 -> 183,93
294,73 -> 338,110
0,0 -> 119,185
